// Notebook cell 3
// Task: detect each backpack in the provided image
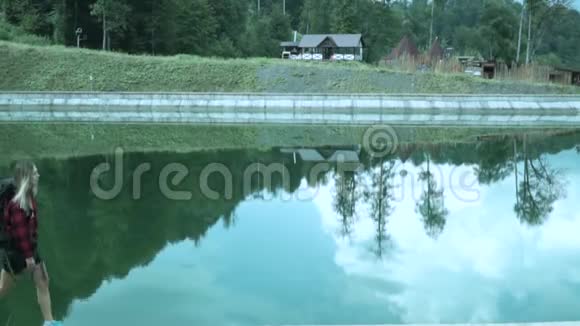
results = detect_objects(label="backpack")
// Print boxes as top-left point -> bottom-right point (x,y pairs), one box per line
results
0,177 -> 15,250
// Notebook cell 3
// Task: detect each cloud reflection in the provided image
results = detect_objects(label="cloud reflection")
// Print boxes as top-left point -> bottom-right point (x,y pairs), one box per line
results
316,151 -> 580,323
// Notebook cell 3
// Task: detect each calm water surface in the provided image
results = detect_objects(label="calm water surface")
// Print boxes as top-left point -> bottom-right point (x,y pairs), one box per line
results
1,131 -> 580,325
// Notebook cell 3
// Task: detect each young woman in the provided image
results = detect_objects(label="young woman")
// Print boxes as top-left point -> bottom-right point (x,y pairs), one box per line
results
0,160 -> 62,326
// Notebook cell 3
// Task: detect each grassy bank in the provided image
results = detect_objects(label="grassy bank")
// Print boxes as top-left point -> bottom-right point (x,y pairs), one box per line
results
0,123 -> 577,166
1,41 -> 579,94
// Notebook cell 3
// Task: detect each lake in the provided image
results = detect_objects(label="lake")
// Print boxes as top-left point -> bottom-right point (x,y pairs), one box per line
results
1,128 -> 580,325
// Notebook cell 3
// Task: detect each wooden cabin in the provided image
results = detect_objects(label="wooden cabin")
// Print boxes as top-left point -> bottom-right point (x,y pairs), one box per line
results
280,34 -> 365,61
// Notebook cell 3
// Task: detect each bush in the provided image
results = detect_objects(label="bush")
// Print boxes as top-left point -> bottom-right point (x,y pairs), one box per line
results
0,21 -> 51,46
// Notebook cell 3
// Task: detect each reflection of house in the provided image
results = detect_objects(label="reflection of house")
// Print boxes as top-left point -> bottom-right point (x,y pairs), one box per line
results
549,67 -> 580,86
280,34 -> 365,61
280,146 -> 361,163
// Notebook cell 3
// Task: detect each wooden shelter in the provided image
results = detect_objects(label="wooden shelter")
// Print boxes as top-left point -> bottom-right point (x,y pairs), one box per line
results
428,37 -> 444,63
386,35 -> 419,61
549,67 -> 580,86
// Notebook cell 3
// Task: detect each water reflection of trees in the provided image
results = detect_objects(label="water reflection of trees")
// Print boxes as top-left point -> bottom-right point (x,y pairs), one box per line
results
473,137 -> 515,185
332,130 -> 579,243
332,153 -> 396,258
363,157 -> 396,258
405,132 -> 575,229
514,135 -> 566,226
333,169 -> 360,238
416,154 -> 448,239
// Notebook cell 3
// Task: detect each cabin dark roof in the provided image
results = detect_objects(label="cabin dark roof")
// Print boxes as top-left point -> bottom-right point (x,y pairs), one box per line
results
555,66 -> 580,73
298,34 -> 363,48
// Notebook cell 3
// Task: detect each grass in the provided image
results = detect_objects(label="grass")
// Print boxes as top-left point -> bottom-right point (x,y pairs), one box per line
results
0,123 -> 576,167
1,41 -> 579,94
0,41 -> 260,92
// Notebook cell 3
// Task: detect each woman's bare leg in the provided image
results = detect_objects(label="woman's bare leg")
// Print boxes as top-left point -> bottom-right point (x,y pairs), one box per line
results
33,263 -> 54,321
0,269 -> 15,298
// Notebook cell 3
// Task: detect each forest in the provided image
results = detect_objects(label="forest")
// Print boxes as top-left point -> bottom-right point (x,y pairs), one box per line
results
1,0 -> 579,68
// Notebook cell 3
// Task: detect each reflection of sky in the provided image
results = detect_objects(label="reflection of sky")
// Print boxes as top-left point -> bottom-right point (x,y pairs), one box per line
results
65,200 -> 401,325
317,149 -> 580,323
65,149 -> 580,325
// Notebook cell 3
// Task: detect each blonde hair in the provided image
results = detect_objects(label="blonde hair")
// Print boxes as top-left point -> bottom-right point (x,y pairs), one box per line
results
12,160 -> 38,213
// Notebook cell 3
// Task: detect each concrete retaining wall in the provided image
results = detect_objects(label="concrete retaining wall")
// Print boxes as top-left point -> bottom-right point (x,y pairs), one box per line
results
1,92 -> 580,110
1,92 -> 579,126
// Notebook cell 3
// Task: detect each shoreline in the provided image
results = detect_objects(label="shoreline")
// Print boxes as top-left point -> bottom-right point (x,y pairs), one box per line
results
0,123 -> 577,169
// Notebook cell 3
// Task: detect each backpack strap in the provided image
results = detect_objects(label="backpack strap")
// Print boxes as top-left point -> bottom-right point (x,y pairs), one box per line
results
0,178 -> 16,248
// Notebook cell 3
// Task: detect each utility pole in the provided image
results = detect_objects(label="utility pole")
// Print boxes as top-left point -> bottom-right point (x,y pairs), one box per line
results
516,1 -> 525,64
257,0 -> 260,14
283,0 -> 286,15
429,0 -> 435,47
102,6 -> 107,50
526,0 -> 532,65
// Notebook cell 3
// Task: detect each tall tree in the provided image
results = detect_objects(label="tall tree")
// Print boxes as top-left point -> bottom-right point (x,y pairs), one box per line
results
270,6 -> 291,43
479,0 -> 518,63
526,0 -> 572,64
404,0 -> 431,49
174,0 -> 217,55
48,0 -> 67,44
207,0 -> 247,57
526,0 -> 533,63
332,0 -> 358,33
90,0 -> 131,50
0,0 -> 8,22
4,0 -> 47,34
299,0 -> 332,33
359,0 -> 403,62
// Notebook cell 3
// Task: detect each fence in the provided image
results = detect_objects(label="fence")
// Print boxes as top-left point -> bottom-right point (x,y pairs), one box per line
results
380,56 -> 567,85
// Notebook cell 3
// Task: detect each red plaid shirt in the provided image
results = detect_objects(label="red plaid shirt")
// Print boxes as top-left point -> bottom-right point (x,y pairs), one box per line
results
2,196 -> 38,258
